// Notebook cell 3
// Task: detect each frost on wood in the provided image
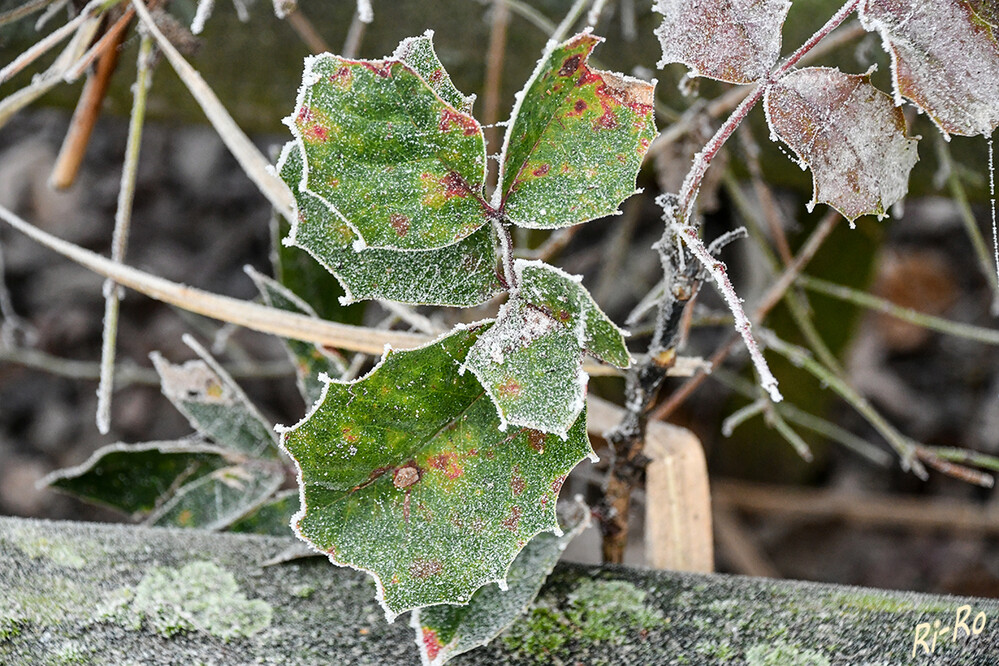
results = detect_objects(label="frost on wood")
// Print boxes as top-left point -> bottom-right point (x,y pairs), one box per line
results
278,142 -> 500,307
764,67 -> 919,221
412,501 -> 590,666
498,33 -> 656,229
287,36 -> 490,251
653,0 -> 791,83
860,0 -> 999,137
279,326 -> 594,618
246,266 -> 346,406
464,260 -> 629,437
151,351 -> 279,459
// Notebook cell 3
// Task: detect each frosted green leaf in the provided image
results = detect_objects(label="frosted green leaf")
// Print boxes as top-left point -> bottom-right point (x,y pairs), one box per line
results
278,141 -> 501,307
464,260 -> 629,437
969,0 -> 998,26
764,67 -> 919,221
517,260 -> 630,368
288,39 -> 490,250
653,0 -> 791,83
499,33 -> 656,230
279,326 -> 594,619
394,31 -> 475,115
228,489 -> 299,536
860,0 -> 999,137
245,266 -> 346,406
151,351 -> 279,459
412,500 -> 590,666
39,440 -> 230,518
146,461 -> 285,530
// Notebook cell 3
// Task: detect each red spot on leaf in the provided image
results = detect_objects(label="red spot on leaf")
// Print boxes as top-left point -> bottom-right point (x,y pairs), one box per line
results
329,66 -> 353,88
389,213 -> 410,237
639,137 -> 651,155
296,107 -> 329,142
597,110 -> 620,130
559,54 -> 582,77
502,505 -> 522,531
439,107 -> 479,136
497,378 -> 522,398
552,476 -> 566,497
510,468 -> 526,496
429,452 -> 464,479
342,427 -> 359,443
393,465 -> 420,488
359,60 -> 391,77
575,99 -> 588,113
429,68 -> 444,83
410,559 -> 443,579
442,171 -> 469,199
422,627 -> 443,660
532,163 -> 551,177
528,430 -> 545,453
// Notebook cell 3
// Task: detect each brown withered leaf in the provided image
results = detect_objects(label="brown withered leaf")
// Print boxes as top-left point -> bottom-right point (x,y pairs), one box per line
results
860,0 -> 999,137
764,67 -> 919,221
654,0 -> 791,83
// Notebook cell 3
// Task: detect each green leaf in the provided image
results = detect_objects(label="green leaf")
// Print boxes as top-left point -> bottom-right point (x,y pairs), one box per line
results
39,440 -> 230,518
146,461 -> 285,530
280,326 -> 594,619
271,212 -> 365,326
394,31 -> 475,115
412,500 -> 590,666
653,0 -> 791,83
860,0 -> 999,137
499,33 -> 656,230
278,142 -> 501,307
228,489 -> 299,536
151,346 -> 279,458
245,266 -> 346,406
288,39 -> 490,250
464,260 -> 629,437
763,67 -> 919,221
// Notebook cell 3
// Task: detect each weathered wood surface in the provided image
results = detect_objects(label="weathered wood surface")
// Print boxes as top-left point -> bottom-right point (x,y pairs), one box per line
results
2,516 -> 997,664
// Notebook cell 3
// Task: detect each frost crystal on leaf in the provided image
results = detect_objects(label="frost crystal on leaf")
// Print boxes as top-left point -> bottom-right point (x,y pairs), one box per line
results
287,37 -> 490,250
412,500 -> 590,666
764,67 -> 919,221
464,260 -> 629,438
860,0 -> 999,137
653,0 -> 791,83
279,326 -> 594,619
498,33 -> 656,229
278,142 -> 500,307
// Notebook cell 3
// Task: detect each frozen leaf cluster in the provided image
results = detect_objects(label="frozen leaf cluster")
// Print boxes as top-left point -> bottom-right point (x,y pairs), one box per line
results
654,0 -> 791,83
464,260 -> 630,437
764,67 -> 919,221
279,326 -> 594,619
859,0 -> 999,137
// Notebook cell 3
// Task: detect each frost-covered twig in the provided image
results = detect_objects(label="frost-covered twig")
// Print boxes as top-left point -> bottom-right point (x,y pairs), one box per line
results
96,32 -> 154,435
0,0 -> 100,84
658,195 -> 782,402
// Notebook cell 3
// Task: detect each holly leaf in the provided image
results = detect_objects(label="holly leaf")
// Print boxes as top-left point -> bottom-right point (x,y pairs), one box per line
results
860,0 -> 999,137
279,326 -> 594,619
245,266 -> 346,406
653,0 -> 791,83
278,141 -> 501,307
764,67 -> 919,221
145,461 -> 285,530
151,348 -> 279,459
288,38 -> 490,250
464,260 -> 629,437
394,31 -> 475,115
499,33 -> 656,230
228,489 -> 300,536
39,440 -> 230,518
412,500 -> 590,666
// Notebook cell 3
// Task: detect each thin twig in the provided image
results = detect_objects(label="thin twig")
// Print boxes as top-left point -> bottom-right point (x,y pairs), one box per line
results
482,0 -> 510,191
131,0 -> 296,222
0,0 -> 56,28
50,13 -> 127,190
798,274 -> 999,346
285,7 -> 330,54
341,7 -> 366,59
713,507 -> 780,578
0,0 -> 101,84
96,31 -> 153,434
64,5 -> 136,82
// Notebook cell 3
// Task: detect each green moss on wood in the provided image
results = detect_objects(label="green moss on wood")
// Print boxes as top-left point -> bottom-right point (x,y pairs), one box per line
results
746,641 -> 830,666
